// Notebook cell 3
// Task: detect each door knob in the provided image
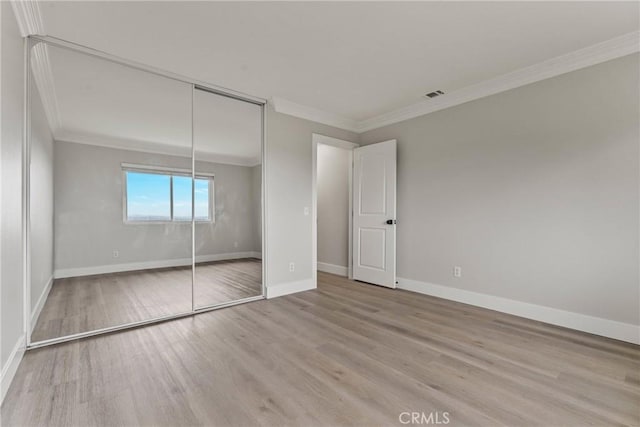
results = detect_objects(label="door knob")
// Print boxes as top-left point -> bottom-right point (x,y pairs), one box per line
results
386,219 -> 397,225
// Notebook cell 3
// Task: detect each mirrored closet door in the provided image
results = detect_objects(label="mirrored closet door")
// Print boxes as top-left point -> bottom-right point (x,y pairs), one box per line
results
193,88 -> 263,308
28,40 -> 194,343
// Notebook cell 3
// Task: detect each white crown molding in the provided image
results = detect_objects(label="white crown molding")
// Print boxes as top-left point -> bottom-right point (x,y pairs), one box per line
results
357,31 -> 640,132
56,131 -> 261,167
10,0 -> 45,37
12,0 -> 63,135
195,151 -> 261,167
17,8 -> 639,137
272,31 -> 640,134
312,133 -> 359,150
30,42 -> 62,134
270,97 -> 360,133
56,130 -> 193,158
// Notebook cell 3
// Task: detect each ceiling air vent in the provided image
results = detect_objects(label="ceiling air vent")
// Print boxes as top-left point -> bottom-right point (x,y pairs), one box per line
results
425,90 -> 444,99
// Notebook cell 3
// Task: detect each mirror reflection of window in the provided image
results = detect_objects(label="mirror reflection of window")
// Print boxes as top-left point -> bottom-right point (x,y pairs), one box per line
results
194,178 -> 212,221
125,171 -> 171,221
124,168 -> 214,223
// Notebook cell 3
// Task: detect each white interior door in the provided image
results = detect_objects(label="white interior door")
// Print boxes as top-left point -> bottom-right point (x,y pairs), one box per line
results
352,140 -> 397,288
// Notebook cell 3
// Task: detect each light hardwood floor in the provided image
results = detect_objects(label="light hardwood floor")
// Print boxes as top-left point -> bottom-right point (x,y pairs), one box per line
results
32,258 -> 262,342
4,271 -> 639,426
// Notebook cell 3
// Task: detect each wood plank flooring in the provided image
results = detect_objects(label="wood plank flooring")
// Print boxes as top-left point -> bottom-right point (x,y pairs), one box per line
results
4,271 -> 639,426
32,259 -> 262,342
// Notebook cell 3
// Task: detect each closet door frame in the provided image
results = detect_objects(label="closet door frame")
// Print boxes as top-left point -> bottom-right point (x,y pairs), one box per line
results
23,35 -> 267,349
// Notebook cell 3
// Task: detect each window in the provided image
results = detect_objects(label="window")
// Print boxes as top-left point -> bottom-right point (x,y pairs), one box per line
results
124,167 -> 213,223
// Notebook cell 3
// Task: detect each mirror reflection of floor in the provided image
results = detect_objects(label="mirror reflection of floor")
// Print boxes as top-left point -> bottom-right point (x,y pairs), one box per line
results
31,258 -> 262,343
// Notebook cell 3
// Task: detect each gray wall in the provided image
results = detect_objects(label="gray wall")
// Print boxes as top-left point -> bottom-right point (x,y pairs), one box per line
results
317,143 -> 349,268
194,157 -> 261,260
1,1 -> 25,370
30,84 -> 55,313
251,164 -> 262,253
265,104 -> 358,287
54,140 -> 261,272
360,54 -> 640,326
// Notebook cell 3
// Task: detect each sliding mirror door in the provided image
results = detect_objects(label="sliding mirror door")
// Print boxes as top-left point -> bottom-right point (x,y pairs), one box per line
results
193,88 -> 263,308
28,40 -> 194,343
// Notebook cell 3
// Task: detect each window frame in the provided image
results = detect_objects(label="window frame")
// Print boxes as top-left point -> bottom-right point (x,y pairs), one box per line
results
122,163 -> 214,224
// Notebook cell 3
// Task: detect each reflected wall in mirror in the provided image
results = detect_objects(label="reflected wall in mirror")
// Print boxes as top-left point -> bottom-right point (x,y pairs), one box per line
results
28,41 -> 194,342
193,89 -> 263,308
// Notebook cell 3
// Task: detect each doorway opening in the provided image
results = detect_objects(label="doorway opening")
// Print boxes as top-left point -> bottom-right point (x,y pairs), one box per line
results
312,134 -> 358,287
312,134 -> 398,289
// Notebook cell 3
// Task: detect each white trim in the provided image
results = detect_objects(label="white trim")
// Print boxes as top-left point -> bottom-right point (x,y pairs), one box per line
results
347,146 -> 354,281
30,42 -> 62,134
358,31 -> 640,132
271,32 -> 640,134
10,0 -> 44,37
33,35 -> 266,105
317,262 -> 348,277
121,162 -> 213,177
57,131 -> 192,158
1,335 -> 25,405
312,134 -> 359,151
0,0 -> 3,397
55,132 -> 261,167
266,278 -> 314,299
312,133 -> 358,288
312,136 -> 317,288
271,97 -> 359,133
261,103 -> 267,298
398,277 -> 640,345
53,252 -> 261,279
191,83 -> 196,310
30,275 -> 53,333
23,37 -> 32,347
311,138 -> 318,288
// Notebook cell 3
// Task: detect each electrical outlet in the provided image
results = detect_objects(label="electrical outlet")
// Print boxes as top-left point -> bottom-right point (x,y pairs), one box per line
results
234,241 -> 238,248
289,262 -> 295,272
453,266 -> 462,278
303,207 -> 309,216
113,250 -> 119,258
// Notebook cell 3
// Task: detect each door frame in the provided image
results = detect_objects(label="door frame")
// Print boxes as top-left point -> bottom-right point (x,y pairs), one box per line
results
312,134 -> 359,287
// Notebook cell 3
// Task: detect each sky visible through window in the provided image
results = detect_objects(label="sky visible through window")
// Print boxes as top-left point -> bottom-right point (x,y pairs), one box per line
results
126,171 -> 210,221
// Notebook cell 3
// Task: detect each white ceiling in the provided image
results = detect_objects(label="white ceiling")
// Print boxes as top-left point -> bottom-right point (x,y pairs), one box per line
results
34,1 -> 639,128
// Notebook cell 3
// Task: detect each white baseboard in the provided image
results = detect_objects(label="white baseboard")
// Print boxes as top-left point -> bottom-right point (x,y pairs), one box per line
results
54,252 -> 263,279
266,278 -> 315,299
317,262 -> 348,277
31,275 -> 53,333
398,278 -> 640,345
1,335 -> 25,405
